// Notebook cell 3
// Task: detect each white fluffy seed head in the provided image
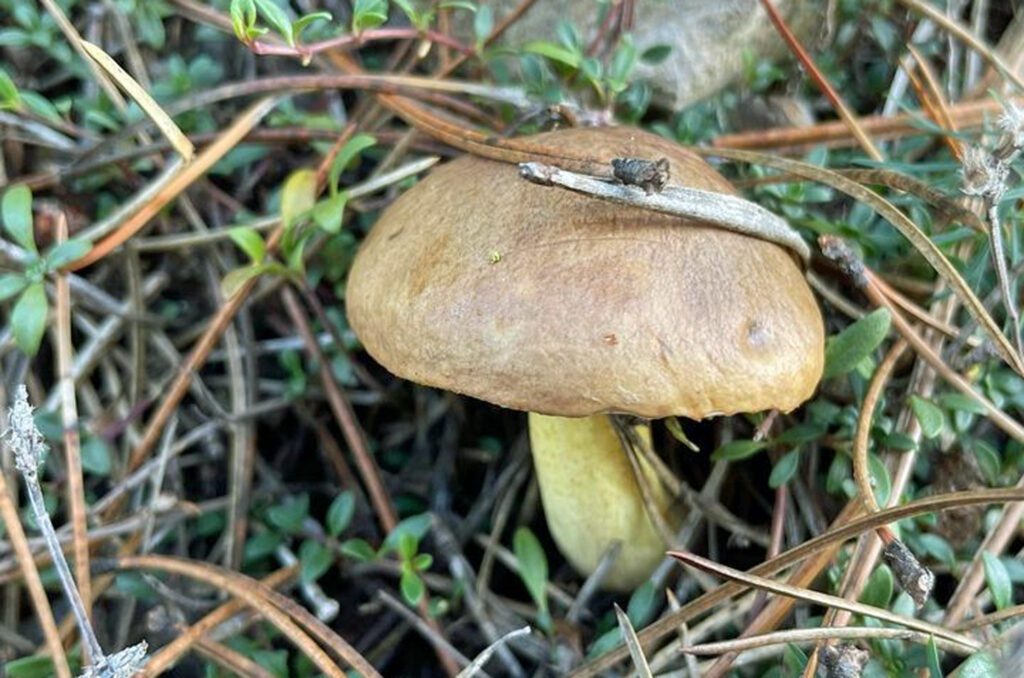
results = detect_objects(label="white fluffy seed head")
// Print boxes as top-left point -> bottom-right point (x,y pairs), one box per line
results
998,101 -> 1024,149
5,384 -> 47,476
961,145 -> 1008,200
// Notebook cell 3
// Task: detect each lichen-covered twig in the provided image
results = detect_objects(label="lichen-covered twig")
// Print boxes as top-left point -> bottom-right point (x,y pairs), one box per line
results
6,385 -> 148,677
822,242 -> 937,608
518,160 -> 811,263
961,101 -> 1024,358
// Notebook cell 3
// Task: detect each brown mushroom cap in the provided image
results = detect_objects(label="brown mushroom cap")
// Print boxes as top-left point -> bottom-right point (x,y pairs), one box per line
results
347,126 -> 824,419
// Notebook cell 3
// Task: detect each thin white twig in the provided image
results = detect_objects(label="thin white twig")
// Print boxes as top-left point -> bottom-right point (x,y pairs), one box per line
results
6,385 -> 148,677
679,625 -> 968,655
455,627 -> 531,678
274,544 -> 340,622
7,385 -> 105,663
669,549 -> 981,654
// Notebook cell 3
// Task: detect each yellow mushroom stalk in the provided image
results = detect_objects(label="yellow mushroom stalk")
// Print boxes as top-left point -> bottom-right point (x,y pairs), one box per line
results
528,413 -> 677,591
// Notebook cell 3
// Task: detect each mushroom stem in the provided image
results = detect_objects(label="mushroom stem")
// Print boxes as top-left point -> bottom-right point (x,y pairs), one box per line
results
527,413 -> 680,591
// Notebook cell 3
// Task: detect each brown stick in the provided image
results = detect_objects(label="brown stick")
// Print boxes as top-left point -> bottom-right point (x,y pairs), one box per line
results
118,554 -> 378,677
141,567 -> 295,675
713,98 -> 1012,152
279,286 -> 397,532
54,211 -> 92,655
758,0 -> 883,161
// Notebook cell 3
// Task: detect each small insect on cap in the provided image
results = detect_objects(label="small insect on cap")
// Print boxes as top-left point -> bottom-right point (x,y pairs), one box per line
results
346,126 -> 824,420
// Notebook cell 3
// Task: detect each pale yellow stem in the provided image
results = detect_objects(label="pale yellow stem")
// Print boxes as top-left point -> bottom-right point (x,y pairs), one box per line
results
528,413 -> 680,591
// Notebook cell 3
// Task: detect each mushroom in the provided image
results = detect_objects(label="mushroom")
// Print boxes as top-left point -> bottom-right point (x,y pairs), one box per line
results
346,126 -> 824,590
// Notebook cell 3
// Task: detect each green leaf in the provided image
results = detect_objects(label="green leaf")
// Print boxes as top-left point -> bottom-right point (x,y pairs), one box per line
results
773,422 -> 827,446
412,553 -> 433,571
5,653 -> 76,678
21,92 -> 60,123
311,193 -> 348,234
513,526 -> 548,614
114,572 -> 157,602
266,493 -> 309,534
579,56 -> 604,94
972,441 -> 1001,485
2,184 -> 36,253
664,416 -> 699,452
392,0 -> 417,20
0,273 -> 28,301
768,449 -> 801,488
883,431 -> 918,451
352,0 -> 388,33
826,453 -> 851,495
555,21 -> 581,51
254,0 -> 294,46
285,230 -> 311,274
326,491 -> 355,537
12,283 -> 47,356
917,533 -> 954,567
823,308 -> 891,379
626,581 -> 657,627
710,439 -> 766,462
640,44 -> 672,64
293,11 -> 332,44
400,570 -> 425,605
196,511 -> 226,538
587,627 -> 623,659
230,0 -> 257,41
298,539 -> 333,583
340,538 -> 376,562
80,436 -> 113,476
281,168 -> 318,231
221,263 -> 269,298
436,0 -> 475,9
0,29 -> 32,49
0,67 -> 21,110
909,395 -> 944,439
982,551 -> 1012,610
135,5 -> 166,48
942,392 -> 989,415
251,650 -> 288,678
926,635 -> 943,678
383,513 -> 433,551
783,643 -> 809,673
607,37 -> 637,92
44,239 -> 91,271
228,226 -> 266,263
397,532 -> 417,561
243,530 -> 283,563
428,597 -> 449,618
860,564 -> 893,608
439,0 -> 477,10
473,5 -> 493,45
867,453 -> 891,506
954,651 -> 999,677
246,24 -> 270,41
522,41 -> 581,69
329,134 -> 377,193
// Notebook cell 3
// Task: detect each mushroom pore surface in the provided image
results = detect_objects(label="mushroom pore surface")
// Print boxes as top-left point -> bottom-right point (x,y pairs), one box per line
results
346,126 -> 824,419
